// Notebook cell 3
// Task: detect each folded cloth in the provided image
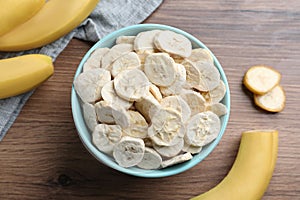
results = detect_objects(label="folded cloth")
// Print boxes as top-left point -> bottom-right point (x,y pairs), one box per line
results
0,0 -> 163,141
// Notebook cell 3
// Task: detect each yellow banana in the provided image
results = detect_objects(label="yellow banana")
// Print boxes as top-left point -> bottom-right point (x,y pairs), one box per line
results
0,54 -> 54,99
0,0 -> 45,36
191,130 -> 278,200
0,0 -> 99,51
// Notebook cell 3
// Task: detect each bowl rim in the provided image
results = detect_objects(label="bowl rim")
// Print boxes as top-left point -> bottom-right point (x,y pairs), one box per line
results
71,23 -> 231,178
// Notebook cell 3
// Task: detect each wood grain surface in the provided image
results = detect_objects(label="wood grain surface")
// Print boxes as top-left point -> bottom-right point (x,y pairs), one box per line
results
1,0 -> 299,199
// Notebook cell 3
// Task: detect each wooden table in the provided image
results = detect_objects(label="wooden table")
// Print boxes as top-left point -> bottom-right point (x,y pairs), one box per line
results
1,0 -> 299,199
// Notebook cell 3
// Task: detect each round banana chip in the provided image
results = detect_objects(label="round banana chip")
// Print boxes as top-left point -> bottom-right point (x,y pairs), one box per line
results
181,60 -> 201,88
137,147 -> 162,170
82,102 -> 98,132
254,85 -> 285,112
111,52 -> 141,78
186,48 -> 214,64
182,142 -> 203,154
116,35 -> 136,45
83,47 -> 109,72
92,124 -> 122,155
206,102 -> 228,117
123,110 -> 148,139
243,65 -> 281,95
153,137 -> 184,158
202,80 -> 226,104
135,94 -> 161,123
134,30 -> 161,53
161,152 -> 193,168
149,84 -> 163,102
180,90 -> 206,116
113,136 -> 145,168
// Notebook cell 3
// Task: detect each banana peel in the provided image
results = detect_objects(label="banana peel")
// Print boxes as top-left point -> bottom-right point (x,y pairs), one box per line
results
0,0 -> 99,51
0,54 -> 54,99
191,130 -> 278,200
0,0 -> 45,37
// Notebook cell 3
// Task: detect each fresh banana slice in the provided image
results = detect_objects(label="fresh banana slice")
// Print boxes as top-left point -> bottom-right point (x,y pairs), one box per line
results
83,48 -> 109,72
153,137 -> 184,158
186,48 -> 214,64
116,36 -> 136,44
82,102 -> 98,132
123,110 -> 148,139
182,142 -> 203,154
148,108 -> 184,147
111,52 -> 141,78
206,102 -> 228,117
101,43 -> 133,70
144,53 -> 177,87
92,124 -> 122,155
135,94 -> 161,123
181,60 -> 201,89
193,61 -> 220,92
134,30 -> 161,53
254,85 -> 285,112
149,84 -> 163,102
180,90 -> 206,116
95,101 -> 130,128
160,63 -> 187,96
73,68 -> 111,103
202,80 -> 226,104
113,136 -> 145,168
154,30 -> 192,58
137,147 -> 162,170
243,65 -> 281,95
185,111 -> 221,147
161,152 -> 193,168
160,95 -> 191,123
114,69 -> 150,101
101,80 -> 133,109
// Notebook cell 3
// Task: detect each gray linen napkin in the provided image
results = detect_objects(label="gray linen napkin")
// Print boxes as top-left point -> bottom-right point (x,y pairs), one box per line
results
0,0 -> 163,141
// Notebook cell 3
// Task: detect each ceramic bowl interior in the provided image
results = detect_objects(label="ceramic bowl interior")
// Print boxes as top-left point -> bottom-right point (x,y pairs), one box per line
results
71,24 -> 230,178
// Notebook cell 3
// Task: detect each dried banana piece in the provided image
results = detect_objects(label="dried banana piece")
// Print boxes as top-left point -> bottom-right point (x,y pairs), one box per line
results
149,84 -> 163,102
254,85 -> 285,112
134,30 -> 161,53
203,80 -> 226,104
82,102 -> 98,132
113,136 -> 145,168
182,142 -> 203,154
135,94 -> 161,123
186,48 -> 214,64
144,53 -> 177,87
92,124 -> 122,155
74,68 -> 111,103
154,30 -> 192,58
123,110 -> 148,139
137,147 -> 162,170
243,65 -> 281,95
116,35 -> 136,44
148,108 -> 185,146
206,102 -> 228,117
95,101 -> 130,128
83,47 -> 109,72
114,69 -> 150,101
180,90 -> 206,116
111,52 -> 141,78
181,60 -> 201,88
101,81 -> 133,109
185,111 -> 221,147
161,152 -> 193,168
153,137 -> 184,158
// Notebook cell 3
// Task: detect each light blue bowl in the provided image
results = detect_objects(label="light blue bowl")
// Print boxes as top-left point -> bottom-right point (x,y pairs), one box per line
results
71,24 -> 230,178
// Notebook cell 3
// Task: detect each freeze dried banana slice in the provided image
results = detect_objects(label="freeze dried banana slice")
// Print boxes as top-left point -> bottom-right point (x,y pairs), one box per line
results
123,110 -> 148,139
113,136 -> 145,168
137,147 -> 162,170
144,53 -> 177,87
149,84 -> 163,102
193,61 -> 220,92
182,60 -> 201,88
73,68 -> 111,103
153,137 -> 184,158
101,43 -> 133,70
135,94 -> 161,123
202,80 -> 226,104
186,48 -> 214,64
180,90 -> 206,116
101,81 -> 133,109
160,63 -> 187,96
148,108 -> 185,147
154,30 -> 192,58
82,102 -> 98,132
114,69 -> 150,101
83,48 -> 109,72
182,142 -> 202,154
111,52 -> 141,78
161,95 -> 191,123
243,65 -> 281,95
95,101 -> 130,128
134,30 -> 161,53
116,36 -> 136,44
161,152 -> 193,168
92,124 -> 122,155
185,111 -> 221,147
206,102 -> 228,117
254,85 -> 285,112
